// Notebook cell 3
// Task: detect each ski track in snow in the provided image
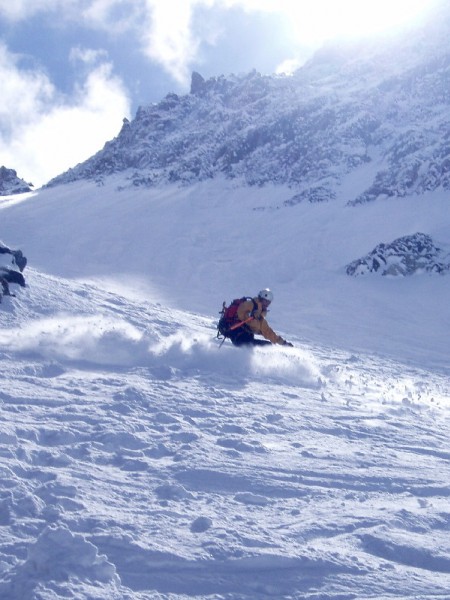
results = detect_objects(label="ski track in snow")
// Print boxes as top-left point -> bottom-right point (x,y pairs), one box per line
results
1,270 -> 450,599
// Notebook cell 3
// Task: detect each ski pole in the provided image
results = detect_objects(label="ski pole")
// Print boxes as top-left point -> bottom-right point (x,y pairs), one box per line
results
229,316 -> 254,331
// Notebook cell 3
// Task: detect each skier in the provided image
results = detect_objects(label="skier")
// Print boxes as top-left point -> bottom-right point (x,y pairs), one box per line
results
220,289 -> 293,347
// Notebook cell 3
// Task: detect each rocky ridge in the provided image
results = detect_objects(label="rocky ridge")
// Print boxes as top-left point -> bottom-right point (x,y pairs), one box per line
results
46,3 -> 450,207
0,166 -> 32,196
346,233 -> 450,276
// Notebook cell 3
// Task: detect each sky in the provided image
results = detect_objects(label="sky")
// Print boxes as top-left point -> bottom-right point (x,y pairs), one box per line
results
0,0 -> 438,188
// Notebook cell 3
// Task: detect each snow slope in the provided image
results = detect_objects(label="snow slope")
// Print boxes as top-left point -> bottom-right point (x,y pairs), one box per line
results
3,176 -> 450,368
1,175 -> 450,599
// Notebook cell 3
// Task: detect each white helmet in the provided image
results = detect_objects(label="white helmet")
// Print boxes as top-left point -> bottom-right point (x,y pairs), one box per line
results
258,288 -> 273,302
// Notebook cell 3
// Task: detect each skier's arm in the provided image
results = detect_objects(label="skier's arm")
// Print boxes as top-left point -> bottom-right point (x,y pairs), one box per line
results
257,318 -> 285,344
237,300 -> 288,345
245,313 -> 285,344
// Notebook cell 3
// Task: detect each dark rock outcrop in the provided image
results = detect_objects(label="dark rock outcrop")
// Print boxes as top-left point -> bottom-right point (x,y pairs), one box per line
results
0,242 -> 27,301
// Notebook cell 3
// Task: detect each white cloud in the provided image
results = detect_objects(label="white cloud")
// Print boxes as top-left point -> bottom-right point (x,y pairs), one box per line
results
276,0 -> 435,44
0,44 -> 130,187
0,0 -> 76,21
139,0 -> 205,86
137,0 -> 285,85
275,58 -> 302,76
0,1 -> 303,86
0,0 -> 137,31
80,0 -> 141,34
0,44 -> 55,136
69,46 -> 109,65
136,0 -> 436,84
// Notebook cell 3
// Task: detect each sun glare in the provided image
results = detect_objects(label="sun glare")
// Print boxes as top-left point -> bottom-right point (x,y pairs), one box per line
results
283,0 -> 435,44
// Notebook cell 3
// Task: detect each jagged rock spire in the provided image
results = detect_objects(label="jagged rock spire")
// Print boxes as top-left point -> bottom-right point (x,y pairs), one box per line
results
190,71 -> 205,95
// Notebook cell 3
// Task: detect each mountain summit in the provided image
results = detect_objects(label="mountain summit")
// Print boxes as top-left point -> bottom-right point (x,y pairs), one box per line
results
47,4 -> 450,207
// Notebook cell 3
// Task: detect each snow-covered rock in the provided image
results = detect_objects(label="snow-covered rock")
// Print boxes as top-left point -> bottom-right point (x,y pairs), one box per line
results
346,232 -> 450,276
0,166 -> 32,196
0,241 -> 27,300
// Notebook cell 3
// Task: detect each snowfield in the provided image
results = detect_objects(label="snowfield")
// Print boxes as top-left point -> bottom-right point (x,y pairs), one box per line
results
1,176 -> 450,599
